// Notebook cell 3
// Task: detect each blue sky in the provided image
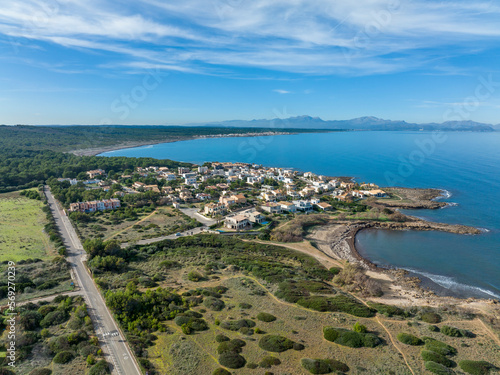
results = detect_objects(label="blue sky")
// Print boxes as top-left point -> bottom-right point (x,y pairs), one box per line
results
1,0 -> 500,125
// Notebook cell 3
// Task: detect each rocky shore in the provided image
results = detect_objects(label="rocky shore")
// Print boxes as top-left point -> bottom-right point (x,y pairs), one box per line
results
375,187 -> 449,209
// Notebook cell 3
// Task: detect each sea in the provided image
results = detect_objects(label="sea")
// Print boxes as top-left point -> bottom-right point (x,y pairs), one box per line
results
100,131 -> 500,299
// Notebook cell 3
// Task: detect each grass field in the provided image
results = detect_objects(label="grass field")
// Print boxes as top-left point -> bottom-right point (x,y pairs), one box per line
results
0,190 -> 54,262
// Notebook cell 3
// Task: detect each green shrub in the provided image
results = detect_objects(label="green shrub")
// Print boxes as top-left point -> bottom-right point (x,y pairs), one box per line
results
421,312 -> 442,324
258,335 -> 297,352
89,360 -> 111,375
296,294 -> 375,317
257,312 -> 277,322
218,351 -> 246,369
239,303 -> 252,309
220,319 -> 256,331
323,327 -> 381,348
216,334 -> 230,343
396,333 -> 423,346
187,270 -> 203,282
53,351 -> 74,364
29,369 -> 52,375
301,358 -> 350,374
203,296 -> 225,311
367,302 -> 406,317
421,350 -> 453,367
429,325 -> 440,332
353,322 -> 367,333
459,360 -> 497,375
40,310 -> 68,327
217,339 -> 246,354
174,315 -> 208,332
212,369 -> 231,375
247,363 -> 259,369
441,325 -> 462,337
424,361 -> 455,374
423,337 -> 457,356
259,356 -> 281,368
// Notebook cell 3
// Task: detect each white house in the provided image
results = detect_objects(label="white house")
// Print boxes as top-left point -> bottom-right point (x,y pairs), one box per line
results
225,214 -> 252,230
278,201 -> 297,213
293,200 -> 313,212
185,176 -> 197,185
261,202 -> 282,214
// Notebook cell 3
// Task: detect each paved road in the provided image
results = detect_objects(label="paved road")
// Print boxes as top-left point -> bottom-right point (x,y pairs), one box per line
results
44,187 -> 140,375
179,207 -> 217,226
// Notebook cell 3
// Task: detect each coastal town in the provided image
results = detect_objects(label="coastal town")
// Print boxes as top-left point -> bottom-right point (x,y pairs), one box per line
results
61,162 -> 388,232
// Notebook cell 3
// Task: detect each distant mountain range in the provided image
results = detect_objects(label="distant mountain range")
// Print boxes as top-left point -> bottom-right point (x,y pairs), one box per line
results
187,115 -> 499,131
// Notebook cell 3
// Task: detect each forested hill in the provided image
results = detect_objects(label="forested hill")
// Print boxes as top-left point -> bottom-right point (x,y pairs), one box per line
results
0,125 -> 324,152
0,125 -> 325,193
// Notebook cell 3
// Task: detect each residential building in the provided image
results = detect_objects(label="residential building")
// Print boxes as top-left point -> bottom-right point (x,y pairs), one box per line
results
225,214 -> 252,230
133,181 -> 145,189
316,202 -> 333,211
196,193 -> 211,201
204,203 -> 227,216
86,169 -> 105,179
185,176 -> 197,185
278,201 -> 297,213
178,167 -> 191,174
261,202 -> 282,214
69,198 -> 120,213
198,166 -> 208,174
293,200 -> 313,212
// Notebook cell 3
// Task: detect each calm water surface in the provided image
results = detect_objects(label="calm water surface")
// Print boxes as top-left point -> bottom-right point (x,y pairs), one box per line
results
101,131 -> 500,299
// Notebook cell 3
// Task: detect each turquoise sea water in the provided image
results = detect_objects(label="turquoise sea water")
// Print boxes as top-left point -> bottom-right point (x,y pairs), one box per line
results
100,131 -> 500,299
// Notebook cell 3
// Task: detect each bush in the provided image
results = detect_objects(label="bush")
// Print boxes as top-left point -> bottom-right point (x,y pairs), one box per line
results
89,360 -> 111,375
459,360 -> 497,375
187,270 -> 203,282
257,312 -> 277,322
301,358 -> 350,374
259,356 -> 281,368
353,322 -> 367,333
421,350 -> 453,367
367,302 -> 406,317
429,325 -> 440,332
421,312 -> 442,324
53,351 -> 74,364
29,370 -> 52,375
216,334 -> 230,343
40,310 -> 68,327
424,361 -> 455,374
220,319 -> 256,331
323,327 -> 381,348
212,369 -> 231,375
423,337 -> 457,356
441,325 -> 462,337
217,339 -> 246,354
258,335 -> 302,352
218,351 -> 246,369
396,333 -> 423,346
296,294 -> 375,317
239,303 -> 252,309
203,296 -> 225,311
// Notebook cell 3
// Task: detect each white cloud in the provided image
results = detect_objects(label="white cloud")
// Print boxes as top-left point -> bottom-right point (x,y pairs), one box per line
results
1,0 -> 500,76
273,89 -> 291,94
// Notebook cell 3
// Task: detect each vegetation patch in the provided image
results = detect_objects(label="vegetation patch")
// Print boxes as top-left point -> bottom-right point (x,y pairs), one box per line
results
421,350 -> 453,367
213,369 -> 231,375
258,335 -> 301,353
301,358 -> 350,374
203,296 -> 225,311
218,351 -> 246,369
396,332 -> 423,346
220,319 -> 256,331
459,360 -> 497,375
423,337 -> 457,356
256,312 -> 277,322
425,361 -> 456,375
441,325 -> 474,338
294,294 -> 375,317
421,312 -> 442,324
259,356 -> 281,368
323,327 -> 382,348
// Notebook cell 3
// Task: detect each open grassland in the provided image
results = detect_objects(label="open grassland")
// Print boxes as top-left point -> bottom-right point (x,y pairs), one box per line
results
93,235 -> 500,375
0,190 -> 54,261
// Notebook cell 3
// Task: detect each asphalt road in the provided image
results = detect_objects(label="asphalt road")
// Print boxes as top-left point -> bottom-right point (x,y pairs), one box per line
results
44,187 -> 140,375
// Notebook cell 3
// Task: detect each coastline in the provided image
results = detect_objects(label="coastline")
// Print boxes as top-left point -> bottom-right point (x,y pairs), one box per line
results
72,131 -> 309,157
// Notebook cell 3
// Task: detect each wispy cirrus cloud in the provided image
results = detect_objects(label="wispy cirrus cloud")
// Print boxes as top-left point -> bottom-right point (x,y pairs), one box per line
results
273,89 -> 291,94
1,0 -> 500,76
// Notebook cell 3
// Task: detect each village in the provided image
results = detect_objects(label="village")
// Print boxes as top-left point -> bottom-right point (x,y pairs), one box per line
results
62,162 -> 387,232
